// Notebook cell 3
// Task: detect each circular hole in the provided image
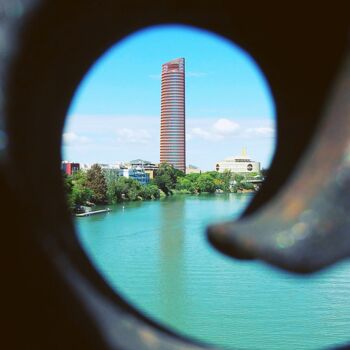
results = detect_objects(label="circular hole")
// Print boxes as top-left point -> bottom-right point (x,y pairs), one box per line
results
62,24 -> 276,348
61,24 -> 350,350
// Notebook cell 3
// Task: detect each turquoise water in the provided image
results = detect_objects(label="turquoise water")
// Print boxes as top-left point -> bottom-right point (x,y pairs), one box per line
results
76,194 -> 350,350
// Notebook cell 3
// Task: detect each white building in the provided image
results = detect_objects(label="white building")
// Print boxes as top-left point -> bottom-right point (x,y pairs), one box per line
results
80,163 -> 125,171
215,148 -> 261,173
186,165 -> 201,174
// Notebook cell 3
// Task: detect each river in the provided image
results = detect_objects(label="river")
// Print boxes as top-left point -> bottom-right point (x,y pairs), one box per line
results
75,194 -> 350,350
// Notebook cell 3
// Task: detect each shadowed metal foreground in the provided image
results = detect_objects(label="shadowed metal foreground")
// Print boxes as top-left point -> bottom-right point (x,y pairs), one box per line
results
208,56 -> 350,273
1,0 -> 349,349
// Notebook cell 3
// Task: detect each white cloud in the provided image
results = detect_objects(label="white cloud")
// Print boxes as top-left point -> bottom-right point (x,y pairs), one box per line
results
63,114 -> 276,170
116,128 -> 152,144
187,118 -> 276,143
188,118 -> 240,141
191,127 -> 220,141
213,118 -> 240,135
245,127 -> 275,138
62,132 -> 89,145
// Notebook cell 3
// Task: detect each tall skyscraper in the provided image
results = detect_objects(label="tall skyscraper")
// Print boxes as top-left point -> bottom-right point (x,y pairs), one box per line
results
160,58 -> 186,172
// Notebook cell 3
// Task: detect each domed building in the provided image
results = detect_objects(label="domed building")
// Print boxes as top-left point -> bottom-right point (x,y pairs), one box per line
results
215,148 -> 260,173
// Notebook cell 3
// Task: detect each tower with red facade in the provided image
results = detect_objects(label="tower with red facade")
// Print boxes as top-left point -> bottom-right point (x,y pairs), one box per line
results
160,58 -> 186,172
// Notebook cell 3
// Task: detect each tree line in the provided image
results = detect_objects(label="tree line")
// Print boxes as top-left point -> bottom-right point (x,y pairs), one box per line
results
154,162 -> 260,195
63,164 -> 160,212
63,163 -> 263,212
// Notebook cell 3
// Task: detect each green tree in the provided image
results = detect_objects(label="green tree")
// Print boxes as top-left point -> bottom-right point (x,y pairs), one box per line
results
243,181 -> 255,190
149,184 -> 161,199
62,171 -> 94,210
71,170 -> 94,206
71,184 -> 94,206
63,173 -> 74,211
185,173 -> 201,182
213,177 -> 224,191
140,184 -> 160,200
233,173 -> 244,183
86,164 -> 107,204
196,174 -> 216,193
219,170 -> 232,192
154,162 -> 179,195
206,171 -> 220,179
107,177 -> 130,203
174,168 -> 185,179
229,173 -> 257,192
107,177 -> 160,202
176,177 -> 196,193
103,168 -> 120,187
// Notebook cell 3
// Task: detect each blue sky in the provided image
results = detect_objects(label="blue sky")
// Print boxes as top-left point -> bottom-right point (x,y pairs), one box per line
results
63,25 -> 276,170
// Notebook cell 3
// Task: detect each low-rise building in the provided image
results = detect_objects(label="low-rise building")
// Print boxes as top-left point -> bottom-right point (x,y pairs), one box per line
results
79,163 -> 91,171
186,165 -> 201,174
74,161 -> 151,185
127,159 -> 158,180
80,163 -> 124,171
215,149 -> 261,173
118,167 -> 150,185
61,161 -> 80,175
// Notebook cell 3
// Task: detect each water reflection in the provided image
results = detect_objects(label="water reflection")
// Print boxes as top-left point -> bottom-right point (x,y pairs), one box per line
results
76,195 -> 350,350
159,197 -> 186,326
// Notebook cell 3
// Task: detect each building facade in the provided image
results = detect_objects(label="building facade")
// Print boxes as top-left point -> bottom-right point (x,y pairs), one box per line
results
160,58 -> 186,172
118,168 -> 150,185
61,161 -> 80,175
215,149 -> 261,173
128,159 -> 159,179
186,164 -> 201,174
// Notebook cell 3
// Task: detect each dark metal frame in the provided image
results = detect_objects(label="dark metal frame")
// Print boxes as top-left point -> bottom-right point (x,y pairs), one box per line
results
1,1 -> 349,349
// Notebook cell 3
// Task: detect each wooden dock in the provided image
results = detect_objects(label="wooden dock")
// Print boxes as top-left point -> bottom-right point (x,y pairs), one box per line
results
76,208 -> 111,217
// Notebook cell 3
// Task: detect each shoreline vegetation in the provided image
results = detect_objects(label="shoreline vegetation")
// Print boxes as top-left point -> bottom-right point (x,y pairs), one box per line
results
63,163 -> 264,213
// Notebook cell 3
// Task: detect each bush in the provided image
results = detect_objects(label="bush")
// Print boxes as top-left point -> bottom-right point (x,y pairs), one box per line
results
141,184 -> 160,200
195,174 -> 216,193
107,177 -> 160,202
63,171 -> 94,211
176,177 -> 196,193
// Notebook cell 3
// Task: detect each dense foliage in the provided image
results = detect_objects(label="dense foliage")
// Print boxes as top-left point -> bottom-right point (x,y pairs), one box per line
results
175,170 -> 259,194
64,171 -> 94,211
86,164 -> 108,204
107,176 -> 160,203
63,162 -> 263,212
63,164 -> 160,212
154,162 -> 184,195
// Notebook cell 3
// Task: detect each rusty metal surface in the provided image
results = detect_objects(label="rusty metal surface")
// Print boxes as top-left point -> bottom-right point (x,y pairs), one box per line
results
208,54 -> 350,273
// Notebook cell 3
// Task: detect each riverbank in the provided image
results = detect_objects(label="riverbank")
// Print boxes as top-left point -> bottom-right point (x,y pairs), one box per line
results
75,190 -> 258,215
64,162 -> 263,212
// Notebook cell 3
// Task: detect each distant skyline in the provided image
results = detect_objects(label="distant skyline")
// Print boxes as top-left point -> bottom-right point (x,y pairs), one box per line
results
63,25 -> 276,170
